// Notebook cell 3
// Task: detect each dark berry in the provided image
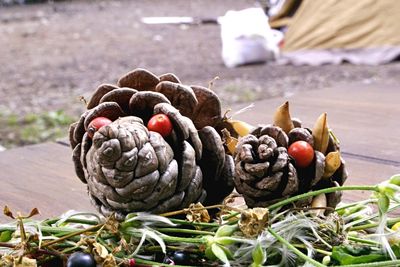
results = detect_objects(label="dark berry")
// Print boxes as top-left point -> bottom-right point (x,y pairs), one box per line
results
67,252 -> 96,267
171,251 -> 191,265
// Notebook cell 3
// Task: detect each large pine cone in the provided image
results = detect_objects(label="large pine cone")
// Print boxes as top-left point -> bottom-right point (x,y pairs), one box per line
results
234,115 -> 347,210
69,69 -> 234,219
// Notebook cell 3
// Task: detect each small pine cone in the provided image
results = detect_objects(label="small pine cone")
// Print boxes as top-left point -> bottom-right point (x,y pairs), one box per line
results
234,123 -> 347,210
69,69 -> 234,219
234,128 -> 299,207
84,116 -> 205,219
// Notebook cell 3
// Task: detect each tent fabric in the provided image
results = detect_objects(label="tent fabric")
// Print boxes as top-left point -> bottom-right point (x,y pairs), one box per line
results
278,0 -> 400,65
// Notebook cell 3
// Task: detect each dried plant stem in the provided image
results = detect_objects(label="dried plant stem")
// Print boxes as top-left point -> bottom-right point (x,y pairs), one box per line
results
168,218 -> 220,227
41,224 -> 103,248
158,204 -> 243,217
155,228 -> 215,236
0,242 -> 16,248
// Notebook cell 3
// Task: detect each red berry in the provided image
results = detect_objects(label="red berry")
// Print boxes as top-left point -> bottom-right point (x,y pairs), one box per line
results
128,258 -> 136,267
147,114 -> 173,138
288,141 -> 314,168
87,117 -> 112,138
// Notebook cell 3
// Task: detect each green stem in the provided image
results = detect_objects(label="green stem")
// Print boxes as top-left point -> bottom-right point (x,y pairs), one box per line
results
145,245 -> 201,254
155,228 -> 215,236
97,237 -> 114,252
221,211 -> 240,221
268,228 -> 325,267
349,217 -> 400,231
268,185 -> 378,211
124,229 -> 207,245
338,260 -> 400,267
335,199 -> 377,212
347,236 -> 380,246
0,225 -> 88,235
293,244 -> 332,256
43,217 -> 99,226
122,257 -> 194,267
159,234 -> 207,244
347,203 -> 400,230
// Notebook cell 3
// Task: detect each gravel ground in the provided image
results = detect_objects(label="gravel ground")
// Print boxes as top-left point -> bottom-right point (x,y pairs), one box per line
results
0,0 -> 399,145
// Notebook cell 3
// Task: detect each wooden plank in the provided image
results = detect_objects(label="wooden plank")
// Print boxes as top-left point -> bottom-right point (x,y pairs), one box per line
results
341,157 -> 400,203
233,82 -> 400,163
0,142 -> 95,222
0,142 -> 395,222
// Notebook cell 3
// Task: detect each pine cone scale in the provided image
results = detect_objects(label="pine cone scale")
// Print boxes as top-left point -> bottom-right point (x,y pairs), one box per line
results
177,141 -> 196,192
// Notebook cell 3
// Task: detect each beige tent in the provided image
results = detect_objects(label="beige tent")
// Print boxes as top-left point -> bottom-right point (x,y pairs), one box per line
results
271,0 -> 400,65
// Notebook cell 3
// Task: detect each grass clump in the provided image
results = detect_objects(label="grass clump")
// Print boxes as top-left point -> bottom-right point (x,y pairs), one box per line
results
0,110 -> 74,149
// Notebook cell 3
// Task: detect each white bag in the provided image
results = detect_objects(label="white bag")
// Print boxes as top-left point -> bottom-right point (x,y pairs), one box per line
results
219,8 -> 282,68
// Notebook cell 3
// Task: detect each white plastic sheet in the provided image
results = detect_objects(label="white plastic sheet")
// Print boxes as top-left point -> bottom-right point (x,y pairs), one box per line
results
219,8 -> 282,68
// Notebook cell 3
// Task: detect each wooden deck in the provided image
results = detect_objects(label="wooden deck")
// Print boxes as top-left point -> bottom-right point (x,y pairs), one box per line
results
1,82 -> 399,222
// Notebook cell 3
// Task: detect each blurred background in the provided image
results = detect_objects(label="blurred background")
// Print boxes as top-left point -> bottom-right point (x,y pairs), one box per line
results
0,0 -> 399,149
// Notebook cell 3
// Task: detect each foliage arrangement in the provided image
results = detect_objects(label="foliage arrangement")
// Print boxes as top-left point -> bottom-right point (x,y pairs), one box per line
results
1,174 -> 400,266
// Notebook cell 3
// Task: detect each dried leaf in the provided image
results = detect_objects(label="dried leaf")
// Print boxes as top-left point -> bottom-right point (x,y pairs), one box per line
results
13,257 -> 37,267
238,208 -> 269,237
104,214 -> 120,234
273,101 -> 294,134
4,206 -> 15,219
221,128 -> 238,155
93,243 -> 109,259
103,254 -> 117,267
312,112 -> 329,154
186,203 -> 210,223
27,208 -> 40,219
228,119 -> 254,137
0,255 -> 14,267
323,151 -> 341,178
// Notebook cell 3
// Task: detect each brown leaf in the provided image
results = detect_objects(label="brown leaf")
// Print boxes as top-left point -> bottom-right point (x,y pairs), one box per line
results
273,101 -> 294,134
102,254 -> 117,267
186,203 -> 210,223
323,151 -> 341,178
0,255 -> 14,267
13,257 -> 37,267
312,112 -> 329,154
27,208 -> 40,219
93,243 -> 109,260
238,207 -> 269,237
3,206 -> 14,219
